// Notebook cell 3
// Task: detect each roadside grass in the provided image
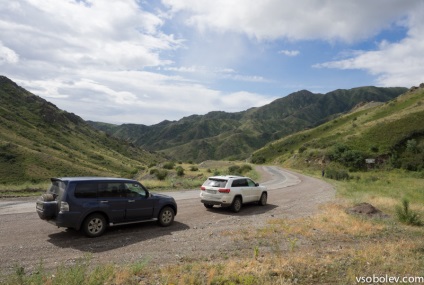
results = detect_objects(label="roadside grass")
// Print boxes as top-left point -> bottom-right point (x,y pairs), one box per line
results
0,182 -> 49,198
2,168 -> 423,284
0,161 -> 257,196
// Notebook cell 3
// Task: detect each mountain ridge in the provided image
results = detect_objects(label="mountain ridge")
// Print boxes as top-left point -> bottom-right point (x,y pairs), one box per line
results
89,86 -> 408,162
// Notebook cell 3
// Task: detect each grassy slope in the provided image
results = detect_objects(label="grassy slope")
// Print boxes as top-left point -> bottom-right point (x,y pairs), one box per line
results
0,76 -> 163,190
252,87 -> 424,168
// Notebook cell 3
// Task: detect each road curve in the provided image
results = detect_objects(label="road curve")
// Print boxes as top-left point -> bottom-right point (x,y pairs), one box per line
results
0,166 -> 335,277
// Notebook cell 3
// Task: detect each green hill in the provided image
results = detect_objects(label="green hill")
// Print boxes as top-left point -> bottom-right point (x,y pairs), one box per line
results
0,76 -> 164,185
252,84 -> 424,172
89,86 -> 407,162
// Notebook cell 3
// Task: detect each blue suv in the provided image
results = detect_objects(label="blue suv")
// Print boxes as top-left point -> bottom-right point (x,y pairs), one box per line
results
36,177 -> 177,237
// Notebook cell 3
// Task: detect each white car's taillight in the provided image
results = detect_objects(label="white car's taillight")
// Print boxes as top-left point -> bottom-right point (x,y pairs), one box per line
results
218,188 -> 230,193
59,201 -> 69,212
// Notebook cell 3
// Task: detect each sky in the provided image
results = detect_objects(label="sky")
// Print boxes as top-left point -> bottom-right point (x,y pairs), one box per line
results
1,0 -> 423,125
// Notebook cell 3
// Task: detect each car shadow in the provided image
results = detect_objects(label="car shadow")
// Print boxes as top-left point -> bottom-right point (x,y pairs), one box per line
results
204,203 -> 278,216
46,221 -> 189,253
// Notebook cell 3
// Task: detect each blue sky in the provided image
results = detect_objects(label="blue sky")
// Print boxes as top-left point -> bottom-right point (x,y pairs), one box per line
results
0,0 -> 423,125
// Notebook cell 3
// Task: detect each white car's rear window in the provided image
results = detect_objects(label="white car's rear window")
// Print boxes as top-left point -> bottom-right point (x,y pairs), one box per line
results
203,178 -> 227,188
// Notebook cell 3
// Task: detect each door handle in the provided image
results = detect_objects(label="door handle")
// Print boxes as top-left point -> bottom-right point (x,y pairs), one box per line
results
100,200 -> 108,203
128,200 -> 135,203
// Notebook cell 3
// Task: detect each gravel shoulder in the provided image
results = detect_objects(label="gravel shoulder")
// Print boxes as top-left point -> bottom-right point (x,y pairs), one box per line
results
0,166 -> 335,277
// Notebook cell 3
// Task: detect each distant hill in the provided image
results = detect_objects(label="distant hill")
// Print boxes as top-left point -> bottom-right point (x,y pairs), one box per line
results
0,76 -> 164,185
252,84 -> 424,172
89,86 -> 407,162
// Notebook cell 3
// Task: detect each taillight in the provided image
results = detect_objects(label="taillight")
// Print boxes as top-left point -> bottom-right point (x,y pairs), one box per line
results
60,201 -> 69,212
201,186 -> 206,191
218,188 -> 230,193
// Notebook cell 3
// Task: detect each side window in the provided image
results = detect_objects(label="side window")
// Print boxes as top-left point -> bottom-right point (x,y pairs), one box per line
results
247,179 -> 256,187
98,183 -> 126,198
125,183 -> 148,198
232,179 -> 248,187
74,182 -> 98,198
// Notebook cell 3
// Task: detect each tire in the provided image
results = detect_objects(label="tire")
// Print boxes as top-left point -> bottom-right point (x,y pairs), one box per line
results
258,192 -> 267,206
82,213 -> 107,238
158,206 -> 175,227
204,203 -> 214,209
230,196 -> 242,213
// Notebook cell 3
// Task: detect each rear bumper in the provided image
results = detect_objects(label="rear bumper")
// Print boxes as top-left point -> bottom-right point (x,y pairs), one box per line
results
200,199 -> 231,207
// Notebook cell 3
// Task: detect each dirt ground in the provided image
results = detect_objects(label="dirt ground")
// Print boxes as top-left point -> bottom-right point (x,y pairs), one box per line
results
0,166 -> 335,278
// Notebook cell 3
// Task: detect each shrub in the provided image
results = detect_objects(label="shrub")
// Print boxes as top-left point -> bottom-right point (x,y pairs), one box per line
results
176,166 -> 184,177
251,156 -> 266,164
395,198 -> 422,226
228,165 -> 241,175
155,170 -> 168,181
163,162 -> 175,170
190,166 -> 199,171
324,168 -> 350,180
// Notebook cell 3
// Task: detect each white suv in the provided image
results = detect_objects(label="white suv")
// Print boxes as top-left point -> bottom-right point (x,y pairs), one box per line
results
200,175 -> 267,213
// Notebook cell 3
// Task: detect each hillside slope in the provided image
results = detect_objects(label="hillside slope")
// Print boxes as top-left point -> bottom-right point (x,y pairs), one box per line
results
0,76 -> 163,185
89,86 -> 407,162
252,84 -> 424,171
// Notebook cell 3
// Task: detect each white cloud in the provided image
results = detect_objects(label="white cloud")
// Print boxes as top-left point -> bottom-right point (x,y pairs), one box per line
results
279,50 -> 300,57
0,42 -> 19,64
313,2 -> 424,87
162,0 -> 419,42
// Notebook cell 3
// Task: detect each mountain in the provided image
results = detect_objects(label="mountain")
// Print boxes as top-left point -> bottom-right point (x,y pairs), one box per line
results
89,86 -> 407,162
252,84 -> 424,171
0,76 -> 164,185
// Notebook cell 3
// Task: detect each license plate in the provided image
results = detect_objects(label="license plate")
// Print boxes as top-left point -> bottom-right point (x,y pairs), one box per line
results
206,190 -> 217,194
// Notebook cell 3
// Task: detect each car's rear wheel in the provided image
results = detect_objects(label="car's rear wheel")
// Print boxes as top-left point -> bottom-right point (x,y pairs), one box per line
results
230,196 -> 242,213
259,192 -> 267,206
82,213 -> 107,238
204,203 -> 214,209
158,206 -> 175,227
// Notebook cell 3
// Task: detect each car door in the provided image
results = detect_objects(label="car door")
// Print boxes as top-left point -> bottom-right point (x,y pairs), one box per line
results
124,182 -> 155,221
232,178 -> 251,202
97,182 -> 127,223
246,178 -> 261,201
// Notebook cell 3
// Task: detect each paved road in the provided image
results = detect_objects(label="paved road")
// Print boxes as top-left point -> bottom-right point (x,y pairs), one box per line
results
0,166 -> 335,277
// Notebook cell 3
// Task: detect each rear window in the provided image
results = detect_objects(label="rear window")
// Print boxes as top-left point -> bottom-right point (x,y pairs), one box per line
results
203,178 -> 227,188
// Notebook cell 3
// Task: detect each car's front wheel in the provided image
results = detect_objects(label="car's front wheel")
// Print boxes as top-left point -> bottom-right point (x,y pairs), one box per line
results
82,213 -> 107,238
158,206 -> 175,227
258,192 -> 267,206
230,197 -> 242,213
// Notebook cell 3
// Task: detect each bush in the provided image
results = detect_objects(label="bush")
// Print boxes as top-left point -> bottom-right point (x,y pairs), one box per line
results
228,165 -> 241,175
251,156 -> 266,164
396,198 -> 422,226
324,168 -> 350,180
155,170 -> 168,181
163,162 -> 175,170
176,166 -> 184,177
190,166 -> 198,171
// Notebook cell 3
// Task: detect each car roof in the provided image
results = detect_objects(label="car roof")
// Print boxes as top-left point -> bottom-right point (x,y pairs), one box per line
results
207,175 -> 248,180
52,177 -> 137,183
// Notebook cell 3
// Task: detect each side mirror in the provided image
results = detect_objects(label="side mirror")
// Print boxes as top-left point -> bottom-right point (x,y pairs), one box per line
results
255,183 -> 259,187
